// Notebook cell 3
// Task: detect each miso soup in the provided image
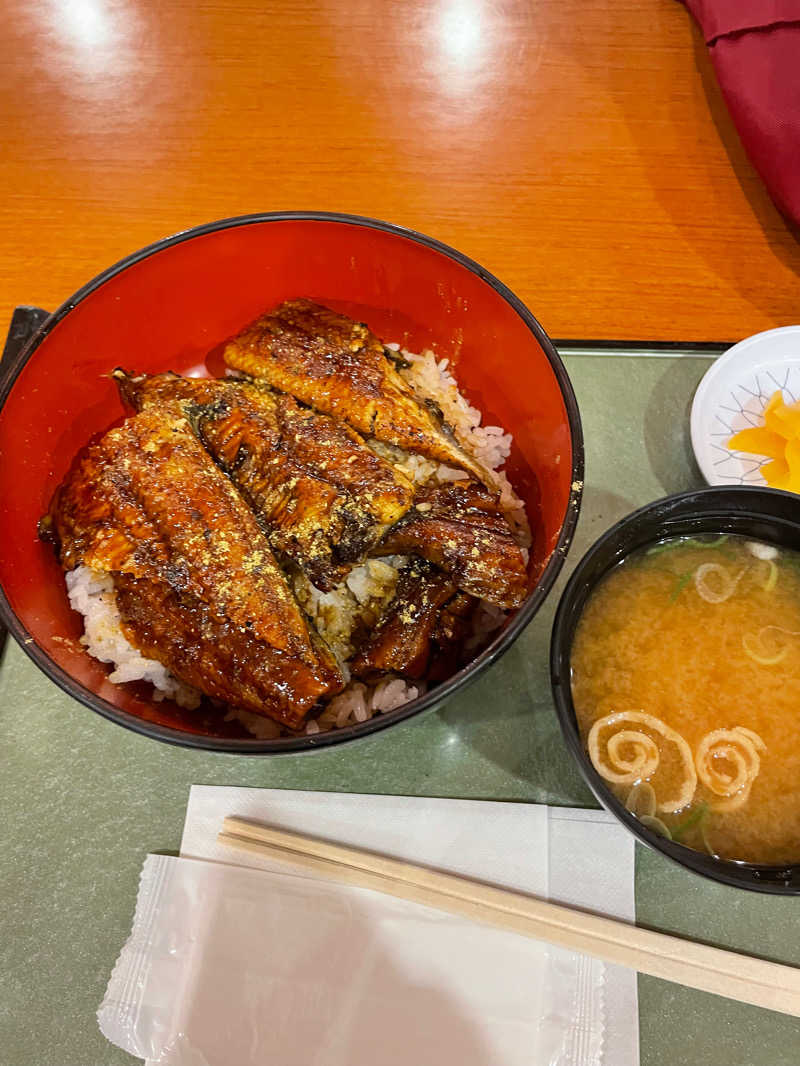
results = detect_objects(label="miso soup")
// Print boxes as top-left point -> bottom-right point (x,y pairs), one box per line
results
571,534 -> 800,864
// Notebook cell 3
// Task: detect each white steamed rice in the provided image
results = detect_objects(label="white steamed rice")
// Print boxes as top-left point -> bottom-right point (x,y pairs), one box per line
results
65,347 -> 530,737
396,348 -> 531,553
65,567 -> 202,710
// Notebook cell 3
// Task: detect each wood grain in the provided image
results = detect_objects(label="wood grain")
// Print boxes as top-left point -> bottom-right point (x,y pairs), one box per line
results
1,0 -> 798,343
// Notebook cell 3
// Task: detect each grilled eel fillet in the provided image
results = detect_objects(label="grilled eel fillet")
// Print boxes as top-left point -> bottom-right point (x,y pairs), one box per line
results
222,299 -> 493,486
376,480 -> 528,609
43,406 -> 345,728
113,371 -> 413,591
350,561 -> 475,681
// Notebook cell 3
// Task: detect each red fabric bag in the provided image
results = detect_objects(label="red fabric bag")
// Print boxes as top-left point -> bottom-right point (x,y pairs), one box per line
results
680,1 -> 800,225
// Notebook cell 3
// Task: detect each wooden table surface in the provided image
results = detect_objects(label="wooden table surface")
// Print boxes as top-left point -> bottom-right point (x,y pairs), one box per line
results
2,0 -> 799,344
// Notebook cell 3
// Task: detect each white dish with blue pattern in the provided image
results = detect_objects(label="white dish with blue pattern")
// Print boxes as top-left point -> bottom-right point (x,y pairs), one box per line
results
690,326 -> 800,486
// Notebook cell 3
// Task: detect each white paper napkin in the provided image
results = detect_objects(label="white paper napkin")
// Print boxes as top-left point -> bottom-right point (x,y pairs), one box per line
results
109,787 -> 637,1066
167,786 -> 638,1066
548,806 -> 638,1066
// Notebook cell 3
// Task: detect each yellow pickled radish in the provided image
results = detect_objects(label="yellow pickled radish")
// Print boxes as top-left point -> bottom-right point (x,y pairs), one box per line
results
727,426 -> 786,460
785,437 -> 800,492
772,399 -> 800,438
760,457 -> 790,489
762,389 -> 789,433
730,390 -> 800,495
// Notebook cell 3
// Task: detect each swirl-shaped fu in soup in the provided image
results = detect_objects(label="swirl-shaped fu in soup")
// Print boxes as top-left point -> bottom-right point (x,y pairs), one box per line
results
571,534 -> 800,864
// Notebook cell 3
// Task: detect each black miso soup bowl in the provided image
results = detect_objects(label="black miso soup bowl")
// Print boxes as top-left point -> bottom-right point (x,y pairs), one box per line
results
550,486 -> 800,894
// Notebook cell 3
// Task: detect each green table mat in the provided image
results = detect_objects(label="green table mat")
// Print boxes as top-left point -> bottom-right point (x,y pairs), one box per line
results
1,350 -> 798,1066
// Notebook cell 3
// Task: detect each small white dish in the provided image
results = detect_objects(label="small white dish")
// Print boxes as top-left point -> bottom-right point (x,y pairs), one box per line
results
690,325 -> 800,486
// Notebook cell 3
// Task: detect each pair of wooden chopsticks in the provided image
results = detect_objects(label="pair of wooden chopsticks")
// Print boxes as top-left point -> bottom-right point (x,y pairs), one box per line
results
218,816 -> 800,1017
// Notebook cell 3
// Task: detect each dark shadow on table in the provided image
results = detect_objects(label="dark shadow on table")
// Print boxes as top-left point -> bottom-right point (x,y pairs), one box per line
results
688,26 -> 800,263
600,3 -> 800,318
643,356 -> 708,496
436,487 -> 637,803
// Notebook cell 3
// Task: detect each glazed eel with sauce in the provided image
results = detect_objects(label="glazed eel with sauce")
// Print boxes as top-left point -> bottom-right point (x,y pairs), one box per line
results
41,300 -> 529,730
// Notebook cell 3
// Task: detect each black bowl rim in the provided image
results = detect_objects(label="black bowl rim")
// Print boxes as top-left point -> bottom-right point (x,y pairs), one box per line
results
550,485 -> 800,894
0,210 -> 584,754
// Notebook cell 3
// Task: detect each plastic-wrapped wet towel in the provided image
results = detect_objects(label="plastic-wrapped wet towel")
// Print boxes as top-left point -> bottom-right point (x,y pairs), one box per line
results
100,853 -> 568,1066
99,788 -> 637,1066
